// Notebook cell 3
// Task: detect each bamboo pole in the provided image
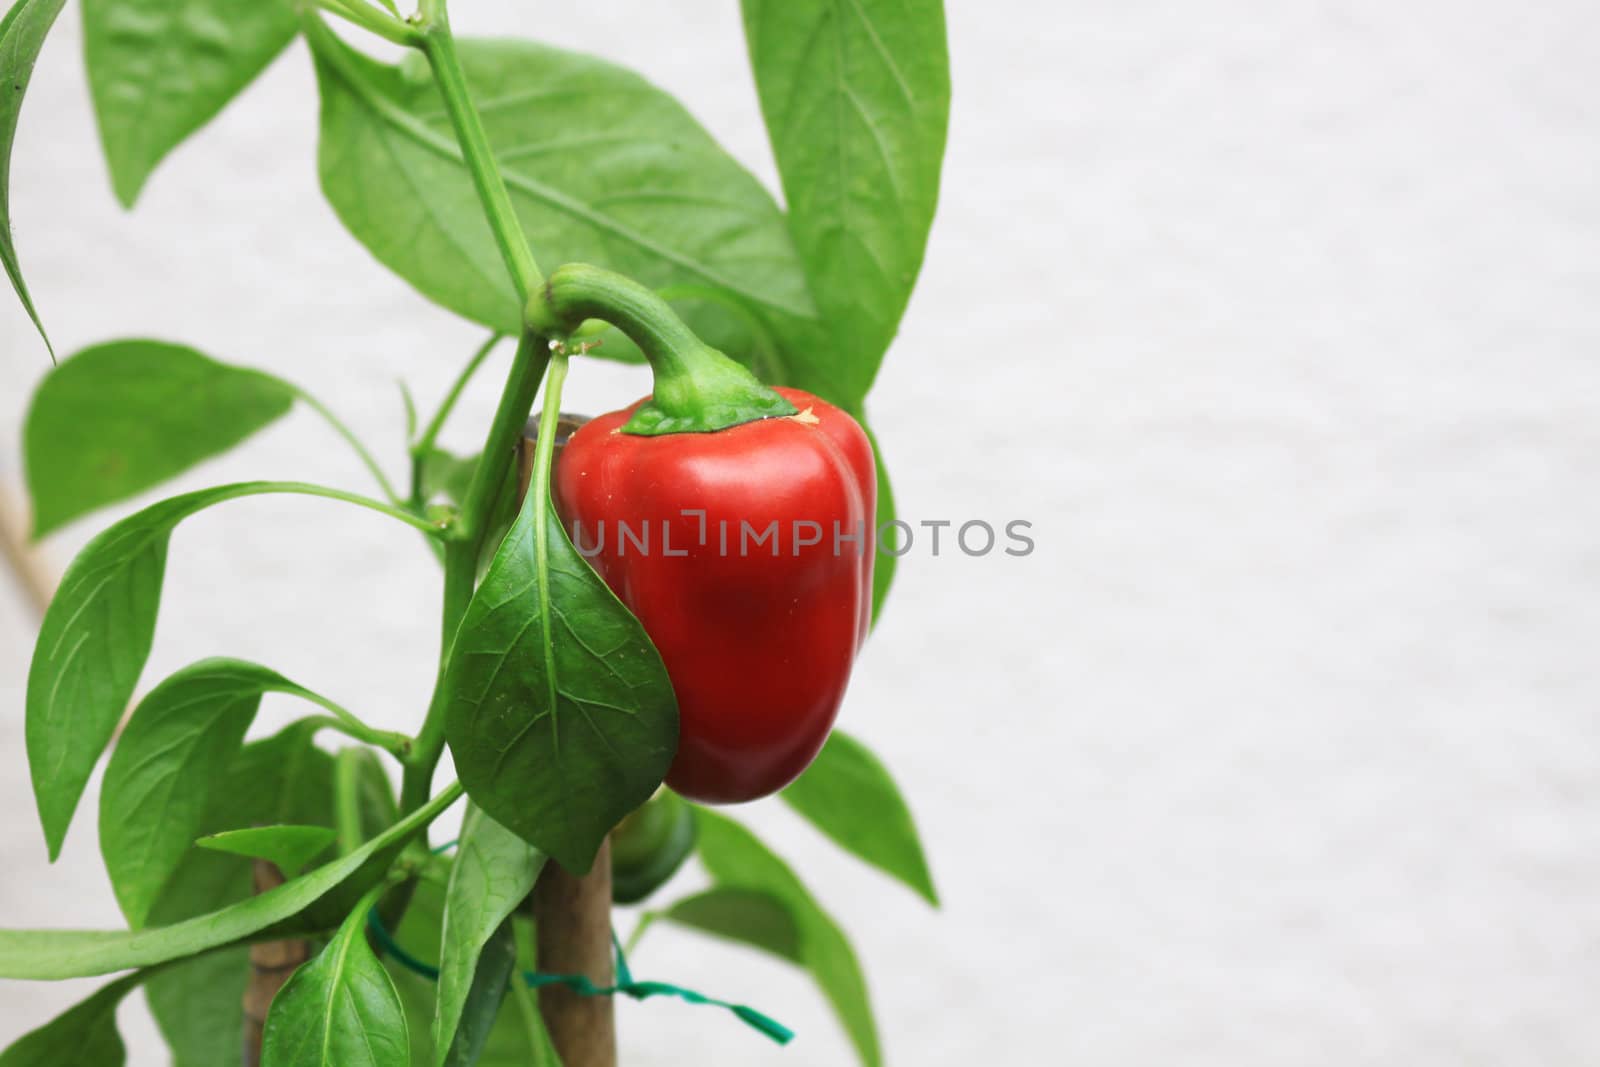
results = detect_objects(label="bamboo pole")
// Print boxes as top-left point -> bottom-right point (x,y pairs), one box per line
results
0,484 -> 53,619
519,414 -> 618,1067
241,862 -> 311,1066
533,840 -> 617,1065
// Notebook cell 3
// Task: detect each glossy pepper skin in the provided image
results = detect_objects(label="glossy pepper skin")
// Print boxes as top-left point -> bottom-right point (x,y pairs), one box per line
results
554,387 -> 875,804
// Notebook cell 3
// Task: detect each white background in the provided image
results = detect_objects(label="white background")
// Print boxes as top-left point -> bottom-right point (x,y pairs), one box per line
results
3,0 -> 1599,1063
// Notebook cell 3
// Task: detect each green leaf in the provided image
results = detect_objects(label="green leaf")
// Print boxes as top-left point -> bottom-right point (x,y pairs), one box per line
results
444,485 -> 677,873
100,658 -> 341,926
440,920 -> 516,1067
741,0 -> 951,401
386,887 -> 559,1067
23,340 -> 294,537
28,492 -> 198,860
434,804 -> 544,1064
0,0 -> 66,358
418,447 -> 479,505
392,883 -> 454,1067
399,379 -> 419,439
0,783 -> 460,980
82,0 -> 299,207
417,446 -> 520,579
476,931 -> 561,1067
859,415 -> 897,621
0,972 -> 141,1065
335,745 -> 399,854
197,825 -> 340,876
310,32 -> 815,372
644,886 -> 802,963
694,808 -> 881,1067
145,726 -> 337,1066
27,480 -> 423,861
782,731 -> 936,905
146,942 -> 246,1066
261,894 -> 411,1067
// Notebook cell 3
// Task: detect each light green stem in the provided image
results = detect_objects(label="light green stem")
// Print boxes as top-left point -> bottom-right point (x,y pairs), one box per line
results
401,333 -> 550,812
314,0 -> 555,819
314,0 -> 418,47
531,349 -> 569,564
180,480 -> 449,537
414,332 -> 505,461
333,750 -> 366,856
293,387 -> 404,505
539,263 -> 794,433
417,8 -> 543,301
299,689 -> 413,759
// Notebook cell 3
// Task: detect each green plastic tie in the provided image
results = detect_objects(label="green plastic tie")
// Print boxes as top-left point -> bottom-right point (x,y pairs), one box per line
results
367,910 -> 792,1047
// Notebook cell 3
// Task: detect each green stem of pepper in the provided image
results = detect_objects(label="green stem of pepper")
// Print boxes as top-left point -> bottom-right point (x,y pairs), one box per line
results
291,386 -> 404,506
333,749 -> 367,856
538,262 -> 797,434
411,332 -> 506,472
401,331 -> 550,813
313,0 -> 419,47
388,0 -> 558,813
416,5 -> 544,303
530,346 -> 570,597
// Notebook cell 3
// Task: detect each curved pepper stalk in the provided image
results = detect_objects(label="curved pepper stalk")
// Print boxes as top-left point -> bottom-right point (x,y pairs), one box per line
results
535,262 -> 797,435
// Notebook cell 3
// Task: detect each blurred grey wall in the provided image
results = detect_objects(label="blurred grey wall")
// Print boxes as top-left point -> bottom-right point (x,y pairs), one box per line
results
2,1 -> 1597,1062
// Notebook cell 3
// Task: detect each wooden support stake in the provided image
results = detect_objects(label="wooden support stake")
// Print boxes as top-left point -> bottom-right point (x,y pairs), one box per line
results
519,414 -> 618,1067
241,861 -> 310,1066
533,839 -> 617,1067
0,484 -> 55,619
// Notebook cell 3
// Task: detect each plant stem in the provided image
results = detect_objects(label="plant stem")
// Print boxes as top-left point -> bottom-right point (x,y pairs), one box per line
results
417,10 -> 543,301
540,262 -> 795,434
412,332 -> 505,469
398,552 -> 471,812
382,0 -> 553,816
299,699 -> 413,759
293,387 -> 404,505
333,750 -> 367,855
541,266 -> 704,382
530,346 -> 569,606
514,387 -> 619,1067
400,332 -> 551,812
233,480 -> 450,537
314,0 -> 419,47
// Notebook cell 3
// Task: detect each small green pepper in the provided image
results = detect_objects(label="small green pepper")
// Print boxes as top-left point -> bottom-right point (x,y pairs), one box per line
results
611,790 -> 697,905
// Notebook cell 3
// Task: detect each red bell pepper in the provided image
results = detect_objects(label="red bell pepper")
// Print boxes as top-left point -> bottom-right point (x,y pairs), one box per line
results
554,386 -> 875,802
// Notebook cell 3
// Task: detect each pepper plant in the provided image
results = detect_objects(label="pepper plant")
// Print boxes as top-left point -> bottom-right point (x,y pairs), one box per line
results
0,0 -> 949,1062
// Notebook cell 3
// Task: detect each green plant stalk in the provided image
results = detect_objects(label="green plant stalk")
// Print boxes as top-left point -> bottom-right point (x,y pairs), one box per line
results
292,387 -> 403,505
409,332 -> 504,515
296,688 -> 413,757
383,0 -> 558,814
153,480 -> 447,537
410,332 -> 505,478
333,750 -> 366,856
540,262 -> 795,434
654,282 -> 786,382
417,5 -> 543,303
529,348 -> 570,676
314,0 -> 418,47
402,332 -> 551,814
